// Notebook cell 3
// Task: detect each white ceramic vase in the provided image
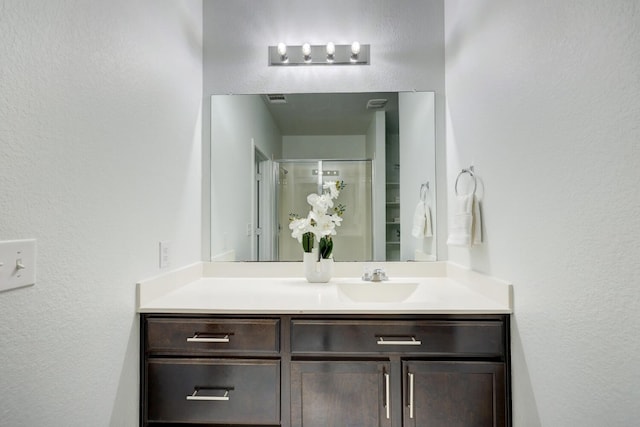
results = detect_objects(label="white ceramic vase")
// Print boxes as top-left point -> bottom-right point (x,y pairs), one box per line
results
303,251 -> 333,283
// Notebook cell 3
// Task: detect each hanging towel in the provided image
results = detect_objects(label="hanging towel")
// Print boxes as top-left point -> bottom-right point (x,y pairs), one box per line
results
447,194 -> 482,247
424,203 -> 433,238
473,197 -> 482,244
411,201 -> 433,239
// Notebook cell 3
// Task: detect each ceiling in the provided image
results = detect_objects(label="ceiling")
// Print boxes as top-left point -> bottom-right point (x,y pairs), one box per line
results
261,92 -> 400,136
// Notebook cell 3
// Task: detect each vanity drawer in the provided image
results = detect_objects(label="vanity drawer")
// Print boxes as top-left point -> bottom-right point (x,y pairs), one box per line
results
146,358 -> 280,425
291,319 -> 504,357
145,318 -> 280,355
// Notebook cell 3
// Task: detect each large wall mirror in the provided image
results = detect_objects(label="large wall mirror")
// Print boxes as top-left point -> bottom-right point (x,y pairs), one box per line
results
211,91 -> 436,262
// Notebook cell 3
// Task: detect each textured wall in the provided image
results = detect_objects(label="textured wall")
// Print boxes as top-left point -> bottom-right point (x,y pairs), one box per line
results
202,0 -> 446,261
0,1 -> 203,425
445,1 -> 640,425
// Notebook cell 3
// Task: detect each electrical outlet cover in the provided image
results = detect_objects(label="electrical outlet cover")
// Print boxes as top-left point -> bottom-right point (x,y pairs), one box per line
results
159,240 -> 171,269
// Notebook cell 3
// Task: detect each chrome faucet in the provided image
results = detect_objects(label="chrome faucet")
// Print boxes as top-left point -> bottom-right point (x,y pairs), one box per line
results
362,267 -> 388,282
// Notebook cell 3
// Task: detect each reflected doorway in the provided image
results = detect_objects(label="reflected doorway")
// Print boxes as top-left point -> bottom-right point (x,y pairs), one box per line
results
253,147 -> 274,261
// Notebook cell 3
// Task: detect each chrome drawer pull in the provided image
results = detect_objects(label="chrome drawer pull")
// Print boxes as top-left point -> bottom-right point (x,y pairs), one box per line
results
408,372 -> 415,419
186,388 -> 230,401
186,333 -> 230,343
377,336 -> 422,346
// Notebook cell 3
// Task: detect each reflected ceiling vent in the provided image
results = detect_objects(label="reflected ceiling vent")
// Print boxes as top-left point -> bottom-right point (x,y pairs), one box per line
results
366,98 -> 388,109
266,94 -> 288,104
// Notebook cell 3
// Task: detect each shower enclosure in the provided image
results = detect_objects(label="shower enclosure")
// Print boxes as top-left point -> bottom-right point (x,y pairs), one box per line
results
276,160 -> 373,262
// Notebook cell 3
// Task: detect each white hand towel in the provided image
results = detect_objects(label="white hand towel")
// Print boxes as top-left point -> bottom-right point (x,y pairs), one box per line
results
472,197 -> 482,244
411,201 -> 433,238
424,204 -> 433,237
447,194 -> 482,247
411,201 -> 426,238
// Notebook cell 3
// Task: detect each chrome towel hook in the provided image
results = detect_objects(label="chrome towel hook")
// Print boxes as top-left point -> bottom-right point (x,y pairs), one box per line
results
419,182 -> 429,201
454,166 -> 477,196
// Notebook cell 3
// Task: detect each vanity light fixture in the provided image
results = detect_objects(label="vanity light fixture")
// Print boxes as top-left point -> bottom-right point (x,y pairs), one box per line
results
268,42 -> 370,66
312,169 -> 340,176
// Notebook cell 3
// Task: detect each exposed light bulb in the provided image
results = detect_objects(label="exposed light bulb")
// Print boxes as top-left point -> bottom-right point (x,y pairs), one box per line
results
350,41 -> 361,62
326,42 -> 335,56
276,42 -> 288,62
326,42 -> 335,63
277,42 -> 287,56
351,41 -> 361,55
302,43 -> 312,63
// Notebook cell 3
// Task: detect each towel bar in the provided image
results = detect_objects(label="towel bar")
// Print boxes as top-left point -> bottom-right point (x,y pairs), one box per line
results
455,167 -> 477,196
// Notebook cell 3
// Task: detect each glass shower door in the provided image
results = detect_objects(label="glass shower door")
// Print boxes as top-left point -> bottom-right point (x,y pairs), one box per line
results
277,160 -> 372,261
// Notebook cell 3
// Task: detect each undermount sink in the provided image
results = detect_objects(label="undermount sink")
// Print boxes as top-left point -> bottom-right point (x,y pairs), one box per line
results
336,280 -> 419,303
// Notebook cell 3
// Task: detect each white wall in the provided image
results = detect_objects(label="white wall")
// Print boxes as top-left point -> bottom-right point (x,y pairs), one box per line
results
445,1 -> 640,425
211,95 -> 282,260
282,135 -> 365,159
399,92 -> 436,261
367,111 -> 387,260
203,0 -> 446,260
0,1 -> 203,426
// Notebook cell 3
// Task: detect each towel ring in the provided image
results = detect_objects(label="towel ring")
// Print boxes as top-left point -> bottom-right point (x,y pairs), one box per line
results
419,182 -> 429,202
454,168 -> 477,196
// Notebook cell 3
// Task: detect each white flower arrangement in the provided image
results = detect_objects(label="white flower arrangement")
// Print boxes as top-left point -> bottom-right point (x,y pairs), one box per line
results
289,180 -> 346,259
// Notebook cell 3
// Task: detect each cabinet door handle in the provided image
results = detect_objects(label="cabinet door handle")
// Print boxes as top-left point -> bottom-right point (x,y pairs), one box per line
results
408,372 -> 415,419
377,336 -> 422,346
384,372 -> 390,419
186,388 -> 230,401
186,333 -> 230,343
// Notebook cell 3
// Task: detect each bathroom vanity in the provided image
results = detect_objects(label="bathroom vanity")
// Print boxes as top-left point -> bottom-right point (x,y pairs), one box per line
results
138,262 -> 512,427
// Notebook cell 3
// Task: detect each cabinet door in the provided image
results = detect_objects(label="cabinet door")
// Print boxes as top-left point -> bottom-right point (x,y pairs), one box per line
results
403,361 -> 506,427
291,361 -> 392,427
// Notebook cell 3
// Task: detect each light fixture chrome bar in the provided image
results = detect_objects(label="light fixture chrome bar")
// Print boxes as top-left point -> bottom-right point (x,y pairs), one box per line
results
269,44 -> 370,66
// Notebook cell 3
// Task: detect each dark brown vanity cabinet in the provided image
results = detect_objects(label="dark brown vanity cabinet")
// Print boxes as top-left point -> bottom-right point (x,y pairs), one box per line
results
289,318 -> 509,427
142,317 -> 281,426
141,314 -> 510,427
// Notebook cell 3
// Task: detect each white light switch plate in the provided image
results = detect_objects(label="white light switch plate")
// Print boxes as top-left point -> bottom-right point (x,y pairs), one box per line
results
0,239 -> 37,293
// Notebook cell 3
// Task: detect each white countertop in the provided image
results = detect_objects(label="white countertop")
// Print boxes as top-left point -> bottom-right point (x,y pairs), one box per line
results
136,262 -> 513,315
